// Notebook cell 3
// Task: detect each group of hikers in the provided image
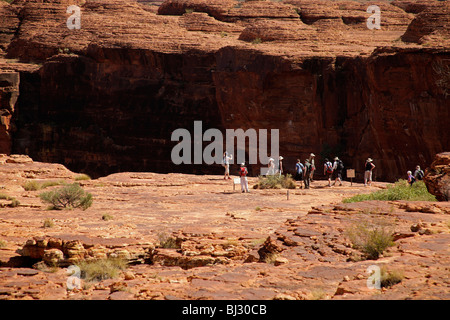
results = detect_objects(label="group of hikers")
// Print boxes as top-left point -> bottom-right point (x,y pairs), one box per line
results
407,165 -> 425,186
223,151 -> 425,193
295,153 -> 347,189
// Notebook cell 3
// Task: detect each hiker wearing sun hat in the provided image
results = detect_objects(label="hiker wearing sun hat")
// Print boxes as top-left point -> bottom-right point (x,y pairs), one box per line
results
278,156 -> 284,176
239,162 -> 249,193
332,157 -> 344,186
364,158 -> 376,186
308,153 -> 316,182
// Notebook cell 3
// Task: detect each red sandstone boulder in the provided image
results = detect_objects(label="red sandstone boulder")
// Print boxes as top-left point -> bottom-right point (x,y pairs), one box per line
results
424,152 -> 450,201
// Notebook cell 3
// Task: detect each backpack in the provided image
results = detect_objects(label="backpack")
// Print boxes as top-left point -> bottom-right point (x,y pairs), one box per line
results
325,162 -> 333,173
304,162 -> 311,174
337,160 -> 344,171
296,163 -> 304,174
416,170 -> 424,180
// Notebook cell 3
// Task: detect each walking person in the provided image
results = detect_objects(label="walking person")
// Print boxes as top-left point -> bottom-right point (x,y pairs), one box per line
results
332,157 -> 344,186
303,159 -> 312,189
295,159 -> 304,188
239,163 -> 249,193
267,157 -> 275,176
308,153 -> 316,182
414,165 -> 424,181
364,158 -> 375,186
407,170 -> 416,186
323,158 -> 333,187
278,156 -> 284,176
223,152 -> 233,180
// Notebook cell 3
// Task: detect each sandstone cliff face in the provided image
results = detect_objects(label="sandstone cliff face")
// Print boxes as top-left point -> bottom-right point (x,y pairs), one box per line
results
1,0 -> 449,181
0,70 -> 19,154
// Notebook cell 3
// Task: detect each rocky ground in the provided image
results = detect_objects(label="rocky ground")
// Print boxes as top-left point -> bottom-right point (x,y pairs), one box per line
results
0,155 -> 448,300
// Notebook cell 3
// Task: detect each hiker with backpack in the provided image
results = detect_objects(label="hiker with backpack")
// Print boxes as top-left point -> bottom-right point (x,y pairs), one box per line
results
414,165 -> 424,181
364,158 -> 375,186
323,158 -> 333,187
303,159 -> 312,189
223,152 -> 233,180
407,170 -> 416,186
332,157 -> 344,186
239,162 -> 249,193
295,159 -> 304,188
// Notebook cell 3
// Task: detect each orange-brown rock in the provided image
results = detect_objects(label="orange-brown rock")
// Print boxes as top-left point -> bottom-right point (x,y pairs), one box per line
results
0,1 -> 20,53
401,1 -> 450,44
424,152 -> 450,201
0,158 -> 449,300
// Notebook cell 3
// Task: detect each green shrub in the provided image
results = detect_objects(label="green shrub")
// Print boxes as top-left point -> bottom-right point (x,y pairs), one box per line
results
253,174 -> 296,189
22,180 -> 41,191
252,37 -> 262,44
343,180 -> 436,203
76,258 -> 127,282
380,267 -> 404,288
346,222 -> 395,260
75,174 -> 91,181
39,183 -> 93,210
102,214 -> 114,221
23,180 -> 64,191
0,193 -> 20,208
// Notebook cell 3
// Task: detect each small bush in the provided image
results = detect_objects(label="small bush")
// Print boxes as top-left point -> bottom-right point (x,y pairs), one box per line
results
76,258 -> 127,282
42,218 -> 55,228
343,180 -> 436,203
252,38 -> 262,44
39,183 -> 93,210
253,174 -> 296,190
380,267 -> 404,288
102,214 -> 114,221
22,180 -> 40,191
23,180 -> 64,191
75,174 -> 91,181
346,222 -> 395,260
157,232 -> 180,249
0,193 -> 20,208
0,240 -> 6,248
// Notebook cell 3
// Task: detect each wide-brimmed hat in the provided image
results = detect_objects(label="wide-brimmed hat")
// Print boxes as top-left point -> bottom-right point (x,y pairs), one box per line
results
241,162 -> 246,166
279,156 -> 284,160
367,158 -> 373,162
310,153 -> 315,157
334,157 -> 339,161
